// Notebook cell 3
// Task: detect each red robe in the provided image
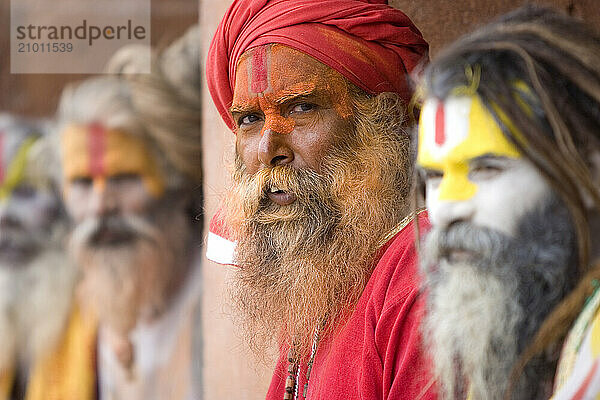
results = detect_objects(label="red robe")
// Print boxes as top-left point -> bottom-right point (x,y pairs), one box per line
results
265,213 -> 436,400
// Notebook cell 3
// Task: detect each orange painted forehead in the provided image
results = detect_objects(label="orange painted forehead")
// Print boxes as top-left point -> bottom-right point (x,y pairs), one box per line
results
61,123 -> 165,196
232,44 -> 352,119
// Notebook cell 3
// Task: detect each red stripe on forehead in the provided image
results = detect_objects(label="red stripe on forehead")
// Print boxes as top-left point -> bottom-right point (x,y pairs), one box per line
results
0,132 -> 4,183
251,46 -> 269,94
88,123 -> 106,176
435,102 -> 446,146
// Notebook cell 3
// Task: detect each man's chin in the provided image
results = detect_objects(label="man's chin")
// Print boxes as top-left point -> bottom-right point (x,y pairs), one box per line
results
0,246 -> 38,267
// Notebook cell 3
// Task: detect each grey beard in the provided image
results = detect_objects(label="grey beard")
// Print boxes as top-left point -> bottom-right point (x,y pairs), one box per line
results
70,200 -> 192,336
422,194 -> 578,400
0,245 -> 76,373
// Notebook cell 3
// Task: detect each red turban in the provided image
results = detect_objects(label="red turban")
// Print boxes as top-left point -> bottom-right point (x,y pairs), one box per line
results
207,0 -> 429,131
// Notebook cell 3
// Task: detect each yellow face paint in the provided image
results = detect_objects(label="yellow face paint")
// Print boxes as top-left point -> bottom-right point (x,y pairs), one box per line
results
0,136 -> 37,200
61,124 -> 164,197
417,95 -> 521,201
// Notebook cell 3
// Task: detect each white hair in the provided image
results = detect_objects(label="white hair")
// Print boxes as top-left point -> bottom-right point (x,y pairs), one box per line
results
106,25 -> 202,184
56,76 -> 145,138
0,246 -> 77,372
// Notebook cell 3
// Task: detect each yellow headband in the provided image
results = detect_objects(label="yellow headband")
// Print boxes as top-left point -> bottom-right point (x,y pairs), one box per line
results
0,137 -> 37,200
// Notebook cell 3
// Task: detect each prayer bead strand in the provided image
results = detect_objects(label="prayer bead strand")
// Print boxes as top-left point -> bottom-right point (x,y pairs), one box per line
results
283,326 -> 321,400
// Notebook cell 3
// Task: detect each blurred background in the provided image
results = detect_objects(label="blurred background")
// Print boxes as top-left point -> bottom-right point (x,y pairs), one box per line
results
0,0 -> 198,115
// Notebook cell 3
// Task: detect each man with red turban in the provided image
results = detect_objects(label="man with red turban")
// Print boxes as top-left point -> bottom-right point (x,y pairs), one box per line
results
206,1 -> 435,399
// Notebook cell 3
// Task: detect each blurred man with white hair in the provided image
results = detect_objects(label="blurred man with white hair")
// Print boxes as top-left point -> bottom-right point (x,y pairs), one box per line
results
53,26 -> 203,400
0,114 -> 77,400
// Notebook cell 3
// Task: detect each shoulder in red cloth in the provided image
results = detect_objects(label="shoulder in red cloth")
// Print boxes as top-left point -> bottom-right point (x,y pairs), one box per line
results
265,210 -> 437,399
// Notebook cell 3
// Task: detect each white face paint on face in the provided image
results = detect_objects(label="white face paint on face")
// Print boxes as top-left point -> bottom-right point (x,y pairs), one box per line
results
417,95 -> 552,237
0,132 -> 60,266
0,185 -> 60,264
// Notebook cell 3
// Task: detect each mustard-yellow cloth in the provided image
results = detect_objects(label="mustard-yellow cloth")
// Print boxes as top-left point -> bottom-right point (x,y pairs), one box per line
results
0,305 -> 98,400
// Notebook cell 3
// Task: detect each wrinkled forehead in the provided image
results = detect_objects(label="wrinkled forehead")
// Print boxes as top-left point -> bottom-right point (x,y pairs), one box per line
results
61,123 -> 156,176
232,44 -> 348,104
418,95 -> 521,166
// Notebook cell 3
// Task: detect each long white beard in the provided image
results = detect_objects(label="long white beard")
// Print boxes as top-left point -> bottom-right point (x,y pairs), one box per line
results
0,246 -> 77,373
75,237 -> 173,335
69,211 -> 190,337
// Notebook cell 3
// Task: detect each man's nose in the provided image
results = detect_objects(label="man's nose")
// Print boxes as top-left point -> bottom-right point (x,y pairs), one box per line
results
257,128 -> 294,167
428,197 -> 475,229
426,165 -> 478,228
89,177 -> 117,216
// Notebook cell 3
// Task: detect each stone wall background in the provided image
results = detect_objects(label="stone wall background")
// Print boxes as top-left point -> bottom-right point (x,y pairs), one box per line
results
391,0 -> 600,56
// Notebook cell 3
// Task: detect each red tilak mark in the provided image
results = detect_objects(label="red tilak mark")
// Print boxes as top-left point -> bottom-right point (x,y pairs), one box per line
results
0,132 -> 4,183
435,102 -> 446,146
251,46 -> 268,93
88,123 -> 106,176
572,359 -> 599,400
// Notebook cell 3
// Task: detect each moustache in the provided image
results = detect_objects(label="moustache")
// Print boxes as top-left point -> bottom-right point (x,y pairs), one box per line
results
235,164 -> 336,223
242,165 -> 329,201
425,222 -> 513,269
0,216 -> 46,264
70,214 -> 159,250
0,227 -> 30,246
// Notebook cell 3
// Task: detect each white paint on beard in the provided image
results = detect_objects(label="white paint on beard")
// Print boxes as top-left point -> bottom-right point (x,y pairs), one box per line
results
0,246 -> 77,373
424,260 -> 522,400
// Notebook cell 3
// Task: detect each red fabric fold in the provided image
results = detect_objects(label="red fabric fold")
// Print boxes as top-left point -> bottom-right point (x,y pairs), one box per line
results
207,0 -> 429,131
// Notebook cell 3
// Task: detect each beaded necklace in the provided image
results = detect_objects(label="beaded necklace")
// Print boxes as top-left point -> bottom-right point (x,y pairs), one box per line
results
283,326 -> 321,400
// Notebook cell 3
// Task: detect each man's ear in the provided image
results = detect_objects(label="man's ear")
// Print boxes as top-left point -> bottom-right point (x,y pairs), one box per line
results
583,149 -> 600,210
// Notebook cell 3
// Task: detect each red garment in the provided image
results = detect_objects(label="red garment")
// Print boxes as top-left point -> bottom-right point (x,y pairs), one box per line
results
266,213 -> 437,400
206,0 -> 429,131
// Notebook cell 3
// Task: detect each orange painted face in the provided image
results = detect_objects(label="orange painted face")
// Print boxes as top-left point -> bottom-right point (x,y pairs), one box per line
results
61,124 -> 164,198
231,44 -> 353,175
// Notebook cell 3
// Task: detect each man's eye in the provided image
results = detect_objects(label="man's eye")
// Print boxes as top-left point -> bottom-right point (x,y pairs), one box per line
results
421,169 -> 443,183
71,176 -> 93,187
12,184 -> 36,199
109,173 -> 141,185
290,103 -> 315,114
238,114 -> 261,127
469,163 -> 504,179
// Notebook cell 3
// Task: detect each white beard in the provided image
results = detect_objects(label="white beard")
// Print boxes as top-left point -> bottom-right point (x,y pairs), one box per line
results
74,237 -> 173,336
0,246 -> 77,374
69,210 -> 190,337
424,261 -> 522,400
